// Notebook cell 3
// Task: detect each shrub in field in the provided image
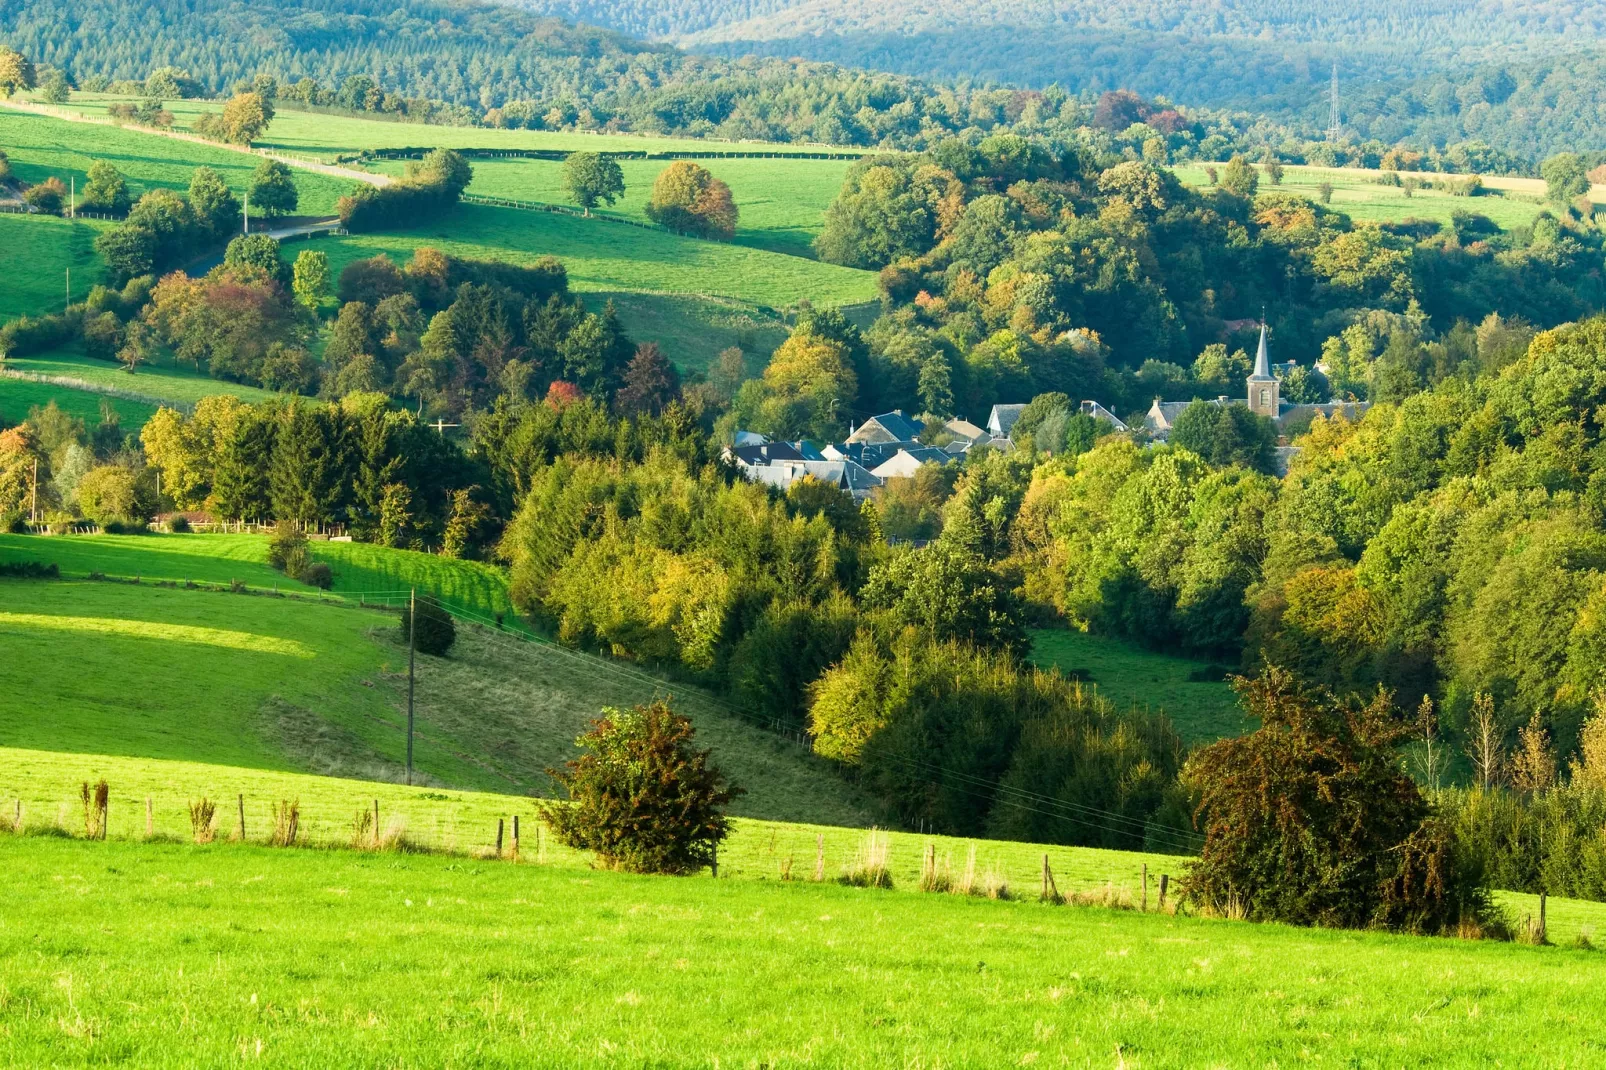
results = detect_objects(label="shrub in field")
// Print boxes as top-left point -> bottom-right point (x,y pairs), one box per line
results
266,520 -> 307,571
300,561 -> 333,589
541,700 -> 742,874
1183,666 -> 1489,934
399,597 -> 456,656
23,177 -> 66,215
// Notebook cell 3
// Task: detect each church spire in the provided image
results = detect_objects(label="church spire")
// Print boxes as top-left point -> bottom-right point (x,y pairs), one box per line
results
1250,316 -> 1272,381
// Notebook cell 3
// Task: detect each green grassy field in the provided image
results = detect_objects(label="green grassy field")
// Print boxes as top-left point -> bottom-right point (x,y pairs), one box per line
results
3,347 -> 285,407
1171,162 -> 1588,232
0,108 -> 353,219
0,577 -> 873,824
1030,628 -> 1251,745
592,291 -> 791,375
297,202 -> 877,310
0,371 -> 158,430
1,789 -> 1603,1065
0,212 -> 111,322
379,154 -> 852,259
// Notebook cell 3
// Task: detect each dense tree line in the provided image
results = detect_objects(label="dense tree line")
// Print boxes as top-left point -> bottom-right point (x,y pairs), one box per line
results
532,0 -> 1606,160
2,0 -> 1583,167
785,139 -> 1606,427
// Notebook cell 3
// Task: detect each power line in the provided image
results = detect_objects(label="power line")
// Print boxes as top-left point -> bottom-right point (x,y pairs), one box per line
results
360,590 -> 1200,852
1327,62 -> 1342,142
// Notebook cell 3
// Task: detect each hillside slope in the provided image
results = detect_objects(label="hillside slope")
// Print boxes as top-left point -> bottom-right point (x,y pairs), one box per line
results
0,574 -> 876,825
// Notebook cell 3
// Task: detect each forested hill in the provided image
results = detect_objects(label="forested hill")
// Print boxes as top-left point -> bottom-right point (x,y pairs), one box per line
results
519,0 -> 1606,158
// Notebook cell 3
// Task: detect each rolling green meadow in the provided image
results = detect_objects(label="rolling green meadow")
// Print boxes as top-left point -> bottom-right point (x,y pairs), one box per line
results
1,829 -> 1603,1068
377,154 -> 855,259
1029,629 -> 1251,745
0,212 -> 109,321
0,107 -> 352,219
4,347 -> 285,407
4,530 -> 1606,1064
1171,162 -> 1594,233
296,203 -> 877,310
0,370 -> 158,430
37,94 -> 865,161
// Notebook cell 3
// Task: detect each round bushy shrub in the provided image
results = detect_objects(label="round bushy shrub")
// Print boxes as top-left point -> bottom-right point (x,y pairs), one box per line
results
399,597 -> 455,656
299,561 -> 332,590
541,701 -> 742,874
167,514 -> 191,533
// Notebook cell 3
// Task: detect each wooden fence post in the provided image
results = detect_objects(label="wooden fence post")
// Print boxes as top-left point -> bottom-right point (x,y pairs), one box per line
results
495,818 -> 504,858
237,793 -> 245,841
511,815 -> 520,861
1539,891 -> 1548,943
1142,864 -> 1149,912
1158,873 -> 1169,912
373,799 -> 380,839
1041,853 -> 1050,901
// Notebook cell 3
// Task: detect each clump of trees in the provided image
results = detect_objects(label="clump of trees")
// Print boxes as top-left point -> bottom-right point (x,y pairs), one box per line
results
194,91 -> 274,145
541,701 -> 742,874
645,162 -> 737,240
338,148 -> 471,232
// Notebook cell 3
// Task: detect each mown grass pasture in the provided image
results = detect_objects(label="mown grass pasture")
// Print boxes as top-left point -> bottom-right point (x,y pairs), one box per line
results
0,370 -> 158,431
0,212 -> 110,322
1030,628 -> 1250,745
1171,162 -> 1590,232
376,153 -> 854,259
296,202 -> 878,310
3,346 -> 285,408
0,107 -> 352,219
1,793 -> 1603,1066
0,576 -> 873,824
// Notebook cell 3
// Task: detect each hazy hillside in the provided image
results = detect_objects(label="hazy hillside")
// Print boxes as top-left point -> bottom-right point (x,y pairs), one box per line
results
516,0 -> 1606,156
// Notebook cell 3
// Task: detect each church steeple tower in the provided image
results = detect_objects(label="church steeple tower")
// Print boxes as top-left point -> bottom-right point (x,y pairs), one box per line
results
1246,317 -> 1279,418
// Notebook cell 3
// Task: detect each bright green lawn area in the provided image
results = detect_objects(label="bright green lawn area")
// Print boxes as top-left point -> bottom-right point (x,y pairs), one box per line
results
0,372 -> 158,431
1,818 -> 1604,1065
4,346 -> 285,408
594,290 -> 791,375
1030,628 -> 1251,745
0,107 -> 354,218
0,212 -> 110,322
377,154 -> 853,258
38,94 -> 865,160
1172,162 -> 1561,232
0,533 -> 512,619
0,578 -> 873,823
297,202 -> 877,310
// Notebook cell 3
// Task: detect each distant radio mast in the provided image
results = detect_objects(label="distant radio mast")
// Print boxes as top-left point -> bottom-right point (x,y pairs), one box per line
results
1327,62 -> 1342,141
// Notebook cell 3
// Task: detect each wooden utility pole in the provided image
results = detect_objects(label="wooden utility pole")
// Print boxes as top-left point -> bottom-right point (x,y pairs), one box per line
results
406,587 -> 416,786
29,457 -> 38,523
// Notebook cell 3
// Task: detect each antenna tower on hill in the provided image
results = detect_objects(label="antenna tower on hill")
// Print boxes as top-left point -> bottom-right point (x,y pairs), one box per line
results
1327,62 -> 1342,142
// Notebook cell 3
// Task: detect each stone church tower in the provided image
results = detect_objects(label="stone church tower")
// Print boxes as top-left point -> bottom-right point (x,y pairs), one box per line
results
1246,321 -> 1279,418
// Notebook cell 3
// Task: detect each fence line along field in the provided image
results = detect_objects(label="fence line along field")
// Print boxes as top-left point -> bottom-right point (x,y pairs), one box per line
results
0,212 -> 111,322
2,764 -> 1605,1066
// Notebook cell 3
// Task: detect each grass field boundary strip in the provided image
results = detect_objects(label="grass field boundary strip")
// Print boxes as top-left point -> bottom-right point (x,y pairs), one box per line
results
0,99 -> 389,189
0,367 -> 190,413
358,146 -> 866,163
